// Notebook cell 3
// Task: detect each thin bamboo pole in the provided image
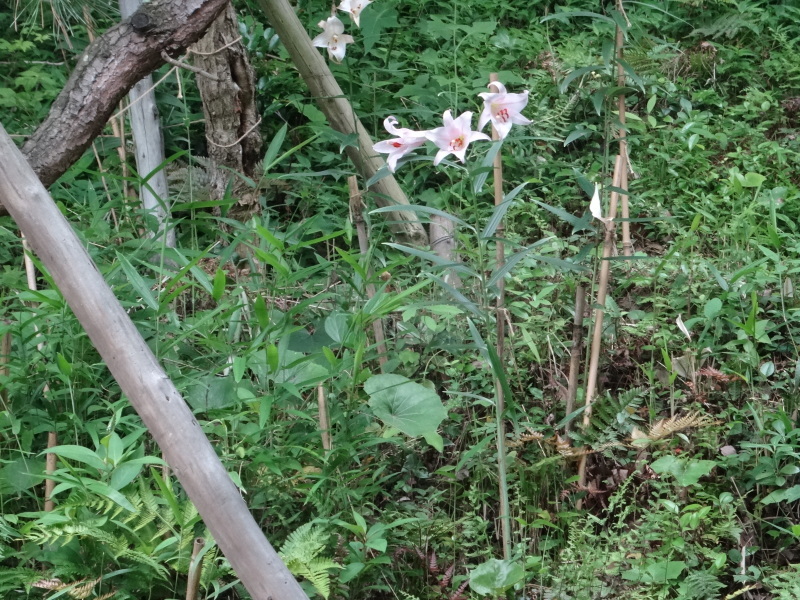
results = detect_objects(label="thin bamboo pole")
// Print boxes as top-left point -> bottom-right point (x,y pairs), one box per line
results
565,285 -> 586,434
316,384 -> 332,453
21,235 -> 58,512
349,176 -> 388,372
577,155 -> 624,494
186,537 -> 206,600
616,0 -> 632,258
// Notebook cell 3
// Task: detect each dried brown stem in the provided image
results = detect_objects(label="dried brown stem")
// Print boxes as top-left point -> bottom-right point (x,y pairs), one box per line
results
566,284 -> 586,434
348,176 -> 388,371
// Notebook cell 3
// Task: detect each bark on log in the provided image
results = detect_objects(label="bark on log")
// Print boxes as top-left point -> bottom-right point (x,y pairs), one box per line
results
0,123 -> 308,600
19,0 -> 230,189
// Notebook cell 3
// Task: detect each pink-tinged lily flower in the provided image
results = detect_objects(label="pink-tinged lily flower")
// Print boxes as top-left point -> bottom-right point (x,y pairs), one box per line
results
311,16 -> 355,63
372,116 -> 428,172
425,110 -> 490,165
337,0 -> 371,27
478,81 -> 531,139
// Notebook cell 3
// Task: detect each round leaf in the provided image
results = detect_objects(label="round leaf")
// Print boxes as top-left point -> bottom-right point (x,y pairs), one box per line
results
365,374 -> 447,437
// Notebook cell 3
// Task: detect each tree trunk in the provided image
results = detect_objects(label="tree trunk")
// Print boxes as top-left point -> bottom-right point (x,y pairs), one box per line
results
0,123 -> 308,600
192,3 -> 263,222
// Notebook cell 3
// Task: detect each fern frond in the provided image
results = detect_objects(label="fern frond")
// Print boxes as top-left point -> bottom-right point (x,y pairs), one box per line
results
279,524 -> 339,599
115,546 -> 169,579
646,412 -> 717,441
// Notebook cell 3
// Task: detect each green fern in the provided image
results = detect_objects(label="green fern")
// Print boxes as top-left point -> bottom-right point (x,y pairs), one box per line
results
679,569 -> 725,599
765,564 -> 800,600
570,387 -> 645,452
689,2 -> 766,39
279,523 -> 340,599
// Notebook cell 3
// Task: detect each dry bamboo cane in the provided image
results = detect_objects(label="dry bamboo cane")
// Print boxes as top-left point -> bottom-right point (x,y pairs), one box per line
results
186,537 -> 206,600
21,235 -> 59,512
0,328 -> 10,411
616,0 -> 633,258
348,176 -> 388,372
316,384 -> 332,453
565,285 -> 586,434
489,73 -> 512,561
577,155 -> 624,498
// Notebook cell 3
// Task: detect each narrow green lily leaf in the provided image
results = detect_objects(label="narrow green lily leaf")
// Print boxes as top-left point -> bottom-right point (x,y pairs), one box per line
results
481,182 -> 528,240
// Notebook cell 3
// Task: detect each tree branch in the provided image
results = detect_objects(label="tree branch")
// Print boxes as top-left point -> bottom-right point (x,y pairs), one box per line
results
19,0 -> 230,189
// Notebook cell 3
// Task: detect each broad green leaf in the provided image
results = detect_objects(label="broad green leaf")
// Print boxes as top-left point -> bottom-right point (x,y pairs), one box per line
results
704,298 -> 722,319
324,312 -> 351,344
365,374 -> 447,437
43,445 -> 107,471
262,123 -> 287,174
481,182 -> 528,240
371,205 -> 473,231
471,140 -> 503,193
646,560 -> 686,581
385,243 -> 479,278
650,455 -> 717,487
0,458 -> 45,493
469,558 -> 524,596
761,485 -> 800,505
742,172 -> 766,188
423,431 -> 444,452
211,267 -> 226,302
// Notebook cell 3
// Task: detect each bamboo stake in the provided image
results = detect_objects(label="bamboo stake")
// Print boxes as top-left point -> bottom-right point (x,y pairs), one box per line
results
348,176 -> 388,372
0,328 -> 9,412
21,235 -> 59,512
186,537 -> 206,600
565,285 -> 586,434
256,0 -> 428,246
577,155 -> 624,495
316,384 -> 332,452
616,0 -> 632,258
489,73 -> 512,561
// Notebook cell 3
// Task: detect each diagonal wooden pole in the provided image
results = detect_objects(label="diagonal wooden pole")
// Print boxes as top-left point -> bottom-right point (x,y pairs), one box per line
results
256,0 -> 428,247
0,123 -> 307,600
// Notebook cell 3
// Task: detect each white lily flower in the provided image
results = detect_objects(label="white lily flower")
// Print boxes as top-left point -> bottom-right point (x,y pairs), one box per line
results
311,16 -> 355,63
337,0 -> 371,27
676,314 -> 692,340
478,81 -> 531,139
425,110 -> 490,165
373,116 -> 428,172
590,184 -> 612,224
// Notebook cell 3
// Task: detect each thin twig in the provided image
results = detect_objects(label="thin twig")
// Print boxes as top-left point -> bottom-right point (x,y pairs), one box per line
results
349,176 -> 388,371
317,385 -> 332,452
111,67 -> 178,121
566,285 -> 586,434
189,35 -> 243,56
207,118 -> 263,149
160,50 -> 221,81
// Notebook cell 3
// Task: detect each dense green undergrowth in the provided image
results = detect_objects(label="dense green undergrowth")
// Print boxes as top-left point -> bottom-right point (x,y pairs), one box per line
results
2,0 -> 800,598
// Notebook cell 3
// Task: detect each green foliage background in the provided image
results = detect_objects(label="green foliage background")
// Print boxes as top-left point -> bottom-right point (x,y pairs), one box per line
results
1,0 -> 800,598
